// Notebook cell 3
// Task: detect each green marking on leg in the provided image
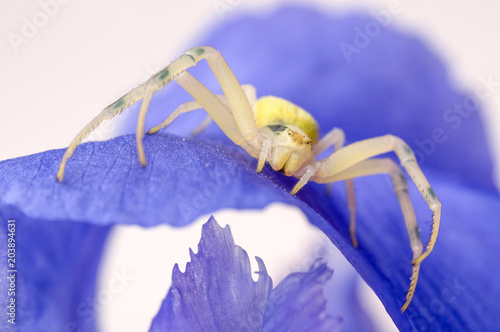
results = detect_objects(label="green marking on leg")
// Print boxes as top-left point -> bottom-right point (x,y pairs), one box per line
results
427,187 -> 436,200
403,144 -> 412,156
398,172 -> 407,184
414,226 -> 421,241
113,98 -> 125,108
186,54 -> 195,62
194,47 -> 205,56
155,68 -> 170,81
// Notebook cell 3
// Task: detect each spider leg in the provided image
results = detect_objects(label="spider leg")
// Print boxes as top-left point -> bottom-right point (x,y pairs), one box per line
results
312,127 -> 345,155
147,84 -> 257,136
256,138 -> 272,173
345,179 -> 357,248
311,127 -> 358,248
136,83 -> 155,165
202,50 -> 258,139
57,48 -> 208,180
173,72 -> 267,171
147,100 -> 206,135
314,135 -> 440,262
57,47 -> 257,180
316,159 -> 422,247
135,48 -> 258,166
174,71 -> 248,144
191,116 -> 213,137
56,81 -> 151,181
301,134 -> 440,312
311,157 -> 423,312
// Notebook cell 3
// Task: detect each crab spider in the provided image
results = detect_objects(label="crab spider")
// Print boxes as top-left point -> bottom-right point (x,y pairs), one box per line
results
56,46 -> 441,313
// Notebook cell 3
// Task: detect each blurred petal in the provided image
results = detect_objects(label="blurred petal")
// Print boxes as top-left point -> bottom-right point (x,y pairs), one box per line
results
149,217 -> 339,332
263,261 -> 341,332
322,249 -> 377,332
0,209 -> 110,331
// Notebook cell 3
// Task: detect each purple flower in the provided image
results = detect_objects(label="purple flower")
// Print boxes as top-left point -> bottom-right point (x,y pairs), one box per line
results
149,216 -> 341,332
1,6 -> 499,331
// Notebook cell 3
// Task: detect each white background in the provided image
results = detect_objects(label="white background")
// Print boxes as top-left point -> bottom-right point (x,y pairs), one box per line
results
1,1 -> 499,331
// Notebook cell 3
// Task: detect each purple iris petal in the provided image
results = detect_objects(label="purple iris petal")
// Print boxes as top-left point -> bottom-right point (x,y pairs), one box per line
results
149,216 -> 271,331
0,5 -> 498,331
262,261 -> 341,332
149,216 -> 340,332
2,133 -> 499,330
0,209 -> 110,331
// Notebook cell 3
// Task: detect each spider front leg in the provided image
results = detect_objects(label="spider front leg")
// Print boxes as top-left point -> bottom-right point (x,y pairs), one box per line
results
134,50 -> 261,168
136,49 -> 259,166
56,82 -> 149,181
296,134 -> 441,312
317,135 -> 440,263
57,46 -> 257,180
57,47 -> 209,180
311,158 -> 423,312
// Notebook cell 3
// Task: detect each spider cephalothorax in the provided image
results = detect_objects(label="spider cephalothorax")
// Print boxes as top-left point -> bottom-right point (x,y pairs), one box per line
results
56,46 -> 441,312
255,96 -> 316,175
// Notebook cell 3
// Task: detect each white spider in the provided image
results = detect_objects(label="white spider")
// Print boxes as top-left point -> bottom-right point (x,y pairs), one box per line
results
56,46 -> 441,312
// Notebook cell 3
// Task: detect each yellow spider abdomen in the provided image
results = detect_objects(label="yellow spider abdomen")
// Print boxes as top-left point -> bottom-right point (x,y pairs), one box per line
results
255,96 -> 319,143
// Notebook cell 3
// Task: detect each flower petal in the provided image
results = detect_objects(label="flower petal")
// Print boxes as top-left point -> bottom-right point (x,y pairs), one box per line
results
3,133 -> 499,330
149,216 -> 272,331
0,208 -> 110,331
0,135 -> 296,226
263,261 -> 342,332
149,216 -> 340,332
